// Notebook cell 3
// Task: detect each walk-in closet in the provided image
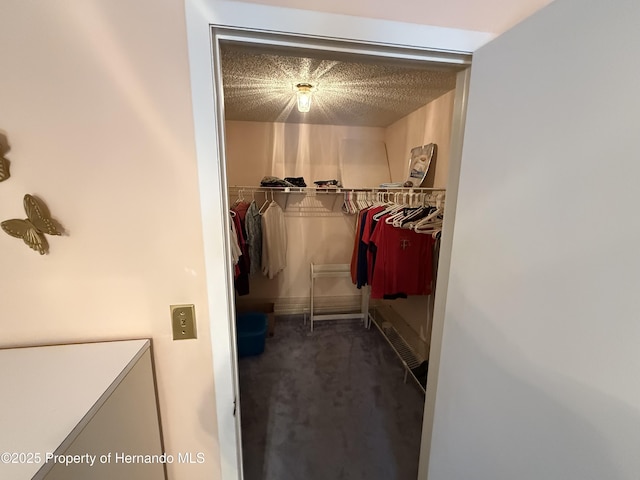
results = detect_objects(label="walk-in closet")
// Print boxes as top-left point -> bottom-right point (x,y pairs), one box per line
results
220,39 -> 462,480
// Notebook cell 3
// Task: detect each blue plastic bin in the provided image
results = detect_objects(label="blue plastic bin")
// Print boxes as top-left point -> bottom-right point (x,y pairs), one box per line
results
236,312 -> 268,357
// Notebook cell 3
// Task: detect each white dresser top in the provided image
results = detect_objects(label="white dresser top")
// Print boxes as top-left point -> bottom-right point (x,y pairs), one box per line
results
0,339 -> 150,479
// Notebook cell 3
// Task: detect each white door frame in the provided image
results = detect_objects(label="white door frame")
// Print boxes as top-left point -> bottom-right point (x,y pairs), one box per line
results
418,66 -> 472,478
184,3 -> 483,478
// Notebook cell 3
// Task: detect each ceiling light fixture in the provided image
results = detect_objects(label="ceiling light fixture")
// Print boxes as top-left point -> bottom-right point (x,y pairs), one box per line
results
296,83 -> 313,113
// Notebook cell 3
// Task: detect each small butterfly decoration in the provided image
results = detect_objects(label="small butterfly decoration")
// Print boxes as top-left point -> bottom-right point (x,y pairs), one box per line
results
0,156 -> 8,182
1,194 -> 62,255
0,140 -> 9,182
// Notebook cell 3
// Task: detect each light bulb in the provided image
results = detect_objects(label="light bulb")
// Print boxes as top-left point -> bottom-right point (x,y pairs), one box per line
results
296,83 -> 313,113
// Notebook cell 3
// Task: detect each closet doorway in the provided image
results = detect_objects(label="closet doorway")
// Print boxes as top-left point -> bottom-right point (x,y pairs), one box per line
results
210,26 -> 471,480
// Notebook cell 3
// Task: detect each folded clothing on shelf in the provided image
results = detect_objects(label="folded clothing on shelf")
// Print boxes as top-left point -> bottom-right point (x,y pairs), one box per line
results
284,177 -> 307,187
260,176 -> 295,187
314,179 -> 342,188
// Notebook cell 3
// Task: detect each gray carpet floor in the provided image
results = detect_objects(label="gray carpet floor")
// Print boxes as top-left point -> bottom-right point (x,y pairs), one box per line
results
238,315 -> 425,480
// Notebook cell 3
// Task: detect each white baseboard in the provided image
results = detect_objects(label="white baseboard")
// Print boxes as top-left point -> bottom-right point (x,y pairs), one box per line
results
273,295 -> 363,316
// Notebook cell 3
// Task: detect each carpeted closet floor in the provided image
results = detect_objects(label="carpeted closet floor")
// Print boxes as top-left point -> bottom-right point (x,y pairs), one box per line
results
238,315 -> 425,480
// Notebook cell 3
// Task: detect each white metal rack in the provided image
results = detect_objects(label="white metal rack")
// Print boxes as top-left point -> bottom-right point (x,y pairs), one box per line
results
369,312 -> 427,394
229,185 -> 445,198
228,185 -> 446,216
309,263 -> 370,332
228,185 -> 445,192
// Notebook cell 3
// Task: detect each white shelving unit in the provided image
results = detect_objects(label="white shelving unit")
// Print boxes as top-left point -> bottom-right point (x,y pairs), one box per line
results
309,263 -> 370,332
369,312 -> 427,394
0,339 -> 164,480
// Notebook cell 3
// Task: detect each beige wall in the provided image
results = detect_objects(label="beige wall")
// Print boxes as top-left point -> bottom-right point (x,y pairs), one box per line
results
225,121 -> 387,186
385,90 -> 455,187
0,1 -> 218,479
225,121 -> 386,306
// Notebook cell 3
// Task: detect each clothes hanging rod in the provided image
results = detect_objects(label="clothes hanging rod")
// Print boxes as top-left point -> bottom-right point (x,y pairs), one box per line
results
228,186 -> 446,194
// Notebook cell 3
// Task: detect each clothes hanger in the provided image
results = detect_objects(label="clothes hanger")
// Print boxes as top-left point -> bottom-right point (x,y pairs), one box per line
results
414,221 -> 443,235
232,188 -> 244,207
374,203 -> 403,221
393,205 -> 425,227
402,205 -> 436,229
373,193 -> 404,220
366,192 -> 375,208
386,205 -> 413,225
355,192 -> 364,211
386,192 -> 422,225
413,208 -> 442,232
342,191 -> 352,214
350,192 -> 358,213
258,190 -> 272,214
404,191 -> 444,231
360,192 -> 371,210
342,191 -> 360,214
416,206 -> 441,224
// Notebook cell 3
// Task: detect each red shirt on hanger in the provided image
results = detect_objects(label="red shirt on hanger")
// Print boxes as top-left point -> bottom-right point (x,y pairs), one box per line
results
369,220 -> 434,299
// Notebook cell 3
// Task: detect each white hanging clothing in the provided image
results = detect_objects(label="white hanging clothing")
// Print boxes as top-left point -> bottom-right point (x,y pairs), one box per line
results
261,202 -> 287,279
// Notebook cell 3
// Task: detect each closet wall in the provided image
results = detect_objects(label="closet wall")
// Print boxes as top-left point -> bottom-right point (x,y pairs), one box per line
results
225,90 -> 455,320
226,122 -> 386,186
386,90 -> 455,187
226,122 -> 384,312
378,89 -> 455,354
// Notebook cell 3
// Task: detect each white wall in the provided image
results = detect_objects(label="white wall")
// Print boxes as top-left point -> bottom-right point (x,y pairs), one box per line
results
429,0 -> 640,478
0,1 -> 219,479
226,0 -> 553,34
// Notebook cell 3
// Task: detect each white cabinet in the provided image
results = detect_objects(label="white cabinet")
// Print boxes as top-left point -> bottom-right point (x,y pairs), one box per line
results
0,339 -> 165,480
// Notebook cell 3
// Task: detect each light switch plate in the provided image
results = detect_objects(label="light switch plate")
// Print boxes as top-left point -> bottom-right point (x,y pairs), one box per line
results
171,304 -> 197,340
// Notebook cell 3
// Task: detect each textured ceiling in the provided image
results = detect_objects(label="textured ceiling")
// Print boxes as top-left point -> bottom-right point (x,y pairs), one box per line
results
220,43 -> 460,127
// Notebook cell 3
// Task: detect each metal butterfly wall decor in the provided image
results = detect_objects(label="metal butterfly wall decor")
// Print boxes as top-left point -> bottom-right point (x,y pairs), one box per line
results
1,194 -> 62,254
0,155 -> 8,182
0,135 -> 9,182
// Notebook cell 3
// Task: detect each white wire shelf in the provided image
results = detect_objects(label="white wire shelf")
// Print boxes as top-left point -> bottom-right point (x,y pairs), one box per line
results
228,185 -> 446,194
370,313 -> 426,395
228,185 -> 446,216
